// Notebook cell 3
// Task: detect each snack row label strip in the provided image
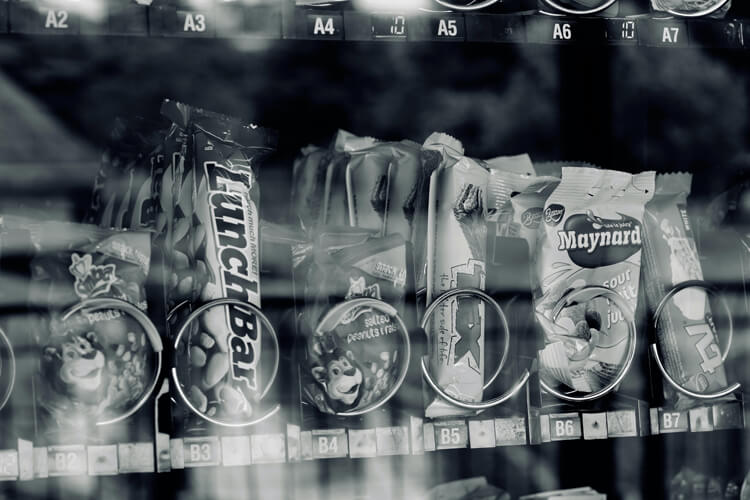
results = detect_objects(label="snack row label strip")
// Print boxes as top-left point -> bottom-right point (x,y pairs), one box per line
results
0,1 -> 748,49
0,400 -> 743,480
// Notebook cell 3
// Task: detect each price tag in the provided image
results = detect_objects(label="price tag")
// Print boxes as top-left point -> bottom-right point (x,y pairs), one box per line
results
244,5 -> 281,38
468,420 -> 495,449
495,417 -> 527,446
0,450 -> 18,481
582,413 -> 607,440
526,17 -> 602,45
251,434 -> 286,464
300,431 -> 313,461
87,445 -> 117,476
371,13 -> 407,40
605,18 -> 638,45
1,1 -> 8,33
118,442 -> 154,473
640,20 -> 688,48
688,407 -> 714,432
433,420 -> 468,450
658,408 -> 688,433
549,413 -> 582,441
10,1 -> 79,34
410,417 -> 424,455
305,13 -> 343,39
606,410 -> 638,438
348,429 -> 377,458
376,426 -> 409,456
311,429 -> 348,459
220,436 -> 251,467
713,401 -> 744,430
688,20 -> 741,49
18,440 -> 33,481
47,445 -> 87,477
286,424 -> 301,462
493,15 -> 525,43
33,447 -> 48,478
183,437 -> 220,467
109,3 -> 147,36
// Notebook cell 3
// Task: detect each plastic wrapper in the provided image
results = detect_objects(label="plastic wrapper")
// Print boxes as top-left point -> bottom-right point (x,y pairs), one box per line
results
642,173 -> 731,410
299,230 -> 410,415
86,117 -> 164,230
535,167 -> 654,395
423,133 -> 489,418
291,145 -> 327,232
21,221 -> 155,428
539,0 -> 618,15
169,105 -> 277,425
651,0 -> 730,18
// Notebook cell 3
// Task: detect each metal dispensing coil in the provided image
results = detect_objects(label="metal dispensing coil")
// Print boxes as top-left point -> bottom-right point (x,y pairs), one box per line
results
170,298 -> 281,427
0,325 -> 15,413
651,279 -> 741,400
540,0 -> 617,15
433,0 -> 502,11
61,297 -> 164,426
539,286 -> 637,403
665,0 -> 729,18
313,297 -> 412,417
420,287 -> 530,410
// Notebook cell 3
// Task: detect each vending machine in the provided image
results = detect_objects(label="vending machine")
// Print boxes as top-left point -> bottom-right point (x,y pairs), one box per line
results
0,0 -> 749,498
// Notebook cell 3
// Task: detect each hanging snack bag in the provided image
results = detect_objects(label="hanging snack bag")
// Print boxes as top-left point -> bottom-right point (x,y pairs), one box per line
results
292,145 -> 327,232
642,173 -> 731,409
319,130 -> 378,227
535,167 -> 654,396
169,107 -> 278,426
22,221 -> 157,428
423,133 -> 490,418
299,230 -> 411,415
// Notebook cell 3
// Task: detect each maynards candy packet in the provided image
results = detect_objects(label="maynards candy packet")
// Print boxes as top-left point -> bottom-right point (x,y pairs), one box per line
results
642,173 -> 732,409
423,133 -> 489,418
535,167 -> 654,396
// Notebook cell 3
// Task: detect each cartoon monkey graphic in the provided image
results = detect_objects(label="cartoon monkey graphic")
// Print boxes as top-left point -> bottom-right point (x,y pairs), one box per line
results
310,333 -> 365,413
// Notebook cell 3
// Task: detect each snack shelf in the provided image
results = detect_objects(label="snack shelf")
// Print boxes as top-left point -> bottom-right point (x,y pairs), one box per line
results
0,0 -> 747,50
0,399 -> 743,481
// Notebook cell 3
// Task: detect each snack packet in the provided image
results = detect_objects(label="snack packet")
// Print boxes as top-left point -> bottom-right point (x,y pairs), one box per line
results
291,145 -> 327,232
86,117 -> 164,230
300,230 -> 411,415
642,173 -> 731,409
651,0 -> 730,18
423,133 -> 490,418
535,167 -> 654,395
344,139 -> 423,240
22,221 -> 155,427
319,130 -> 378,227
486,168 -> 560,259
170,107 -> 277,425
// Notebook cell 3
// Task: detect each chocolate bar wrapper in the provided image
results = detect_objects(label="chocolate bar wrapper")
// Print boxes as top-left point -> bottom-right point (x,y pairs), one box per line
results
23,223 -> 154,429
319,130 -> 378,227
651,0 -> 730,18
535,167 -> 654,394
424,133 -> 489,418
159,99 -> 195,315
291,145 -> 327,232
173,108 -> 277,425
642,173 -> 731,409
301,231 -> 409,415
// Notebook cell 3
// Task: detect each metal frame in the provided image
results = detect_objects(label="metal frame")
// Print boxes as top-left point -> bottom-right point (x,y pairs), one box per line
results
314,297 -> 411,417
420,287 -> 529,410
539,286 -> 637,403
61,298 -> 164,426
171,298 -> 281,427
